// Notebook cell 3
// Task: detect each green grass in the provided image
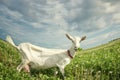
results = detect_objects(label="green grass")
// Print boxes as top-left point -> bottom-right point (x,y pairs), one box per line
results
0,39 -> 120,80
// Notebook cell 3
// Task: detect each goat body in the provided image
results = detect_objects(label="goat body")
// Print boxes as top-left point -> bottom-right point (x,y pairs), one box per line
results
18,43 -> 70,69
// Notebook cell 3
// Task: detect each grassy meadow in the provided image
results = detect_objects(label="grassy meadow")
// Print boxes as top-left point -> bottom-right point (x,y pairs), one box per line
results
0,39 -> 120,80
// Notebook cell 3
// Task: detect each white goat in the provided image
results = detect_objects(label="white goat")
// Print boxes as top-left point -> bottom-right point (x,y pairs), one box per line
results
6,33 -> 86,78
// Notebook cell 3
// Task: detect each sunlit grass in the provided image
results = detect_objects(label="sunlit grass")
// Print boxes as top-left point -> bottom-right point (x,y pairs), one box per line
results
0,39 -> 120,80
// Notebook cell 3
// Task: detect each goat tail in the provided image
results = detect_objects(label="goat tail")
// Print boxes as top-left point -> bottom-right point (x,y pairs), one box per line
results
6,35 -> 17,48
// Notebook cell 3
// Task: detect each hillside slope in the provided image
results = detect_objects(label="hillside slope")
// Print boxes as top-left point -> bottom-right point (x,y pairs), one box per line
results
0,39 -> 120,80
83,38 -> 120,52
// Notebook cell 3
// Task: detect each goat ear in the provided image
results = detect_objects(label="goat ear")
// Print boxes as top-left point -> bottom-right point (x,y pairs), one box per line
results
81,36 -> 86,41
65,33 -> 74,41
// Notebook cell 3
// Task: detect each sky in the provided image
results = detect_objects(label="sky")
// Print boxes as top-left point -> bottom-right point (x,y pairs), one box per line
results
0,0 -> 120,49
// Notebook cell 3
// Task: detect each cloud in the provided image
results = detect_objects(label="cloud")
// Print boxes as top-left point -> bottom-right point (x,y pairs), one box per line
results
112,13 -> 120,24
1,0 -> 120,31
0,0 -> 120,49
82,26 -> 120,49
61,0 -> 120,32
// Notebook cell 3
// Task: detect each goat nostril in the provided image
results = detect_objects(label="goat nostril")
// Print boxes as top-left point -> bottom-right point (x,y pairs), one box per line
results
74,47 -> 78,51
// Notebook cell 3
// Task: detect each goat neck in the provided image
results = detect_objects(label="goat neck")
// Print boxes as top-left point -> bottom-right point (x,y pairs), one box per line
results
67,45 -> 77,59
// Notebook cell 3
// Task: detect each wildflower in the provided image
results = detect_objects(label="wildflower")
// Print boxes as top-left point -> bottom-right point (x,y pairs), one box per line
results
98,71 -> 101,73
75,64 -> 79,67
109,71 -> 113,74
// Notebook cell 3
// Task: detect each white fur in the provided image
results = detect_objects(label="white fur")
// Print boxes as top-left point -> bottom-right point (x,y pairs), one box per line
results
6,33 -> 86,77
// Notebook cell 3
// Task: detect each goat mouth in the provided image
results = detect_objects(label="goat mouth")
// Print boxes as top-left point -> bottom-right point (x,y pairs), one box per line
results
74,48 -> 78,51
